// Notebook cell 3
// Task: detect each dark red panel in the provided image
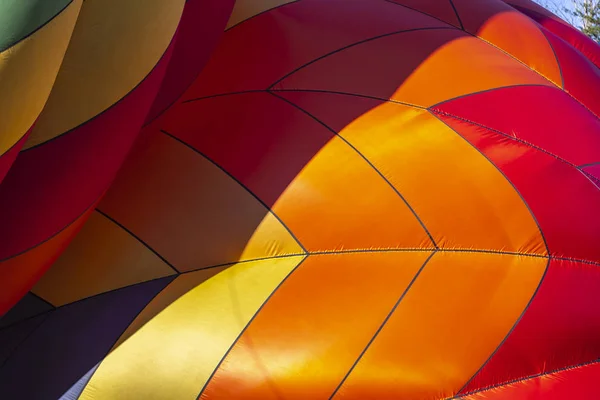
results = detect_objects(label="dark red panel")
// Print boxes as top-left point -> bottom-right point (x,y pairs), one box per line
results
509,2 -> 600,69
0,134 -> 28,185
541,28 -> 600,117
0,39 -> 174,260
159,92 -> 334,206
145,0 -> 236,123
461,259 -> 600,394
451,0 -> 514,32
386,0 -> 460,27
436,113 -> 600,263
463,361 -> 600,399
434,85 -> 600,166
182,0 -> 448,99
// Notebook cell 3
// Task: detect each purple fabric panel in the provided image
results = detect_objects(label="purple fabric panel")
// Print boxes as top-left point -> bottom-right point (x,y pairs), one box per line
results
0,277 -> 174,399
0,314 -> 47,366
0,293 -> 53,328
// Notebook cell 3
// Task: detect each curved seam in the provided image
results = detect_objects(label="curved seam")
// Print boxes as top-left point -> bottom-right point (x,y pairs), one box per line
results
94,209 -> 180,274
0,0 -> 75,53
225,0 -> 301,32
453,358 -> 600,399
23,13 -> 178,152
455,258 -> 551,395
160,129 -> 308,254
194,255 -> 308,399
428,83 -> 552,109
580,161 -> 600,168
447,0 -> 465,30
181,253 -> 306,275
431,109 -> 598,179
538,21 -> 565,88
268,90 -> 439,249
430,112 -> 550,256
28,291 -> 55,310
328,250 -> 437,399
268,26 -> 458,90
0,193 -> 101,263
0,129 -> 30,161
0,313 -> 51,372
381,0 -> 461,29
75,274 -> 178,400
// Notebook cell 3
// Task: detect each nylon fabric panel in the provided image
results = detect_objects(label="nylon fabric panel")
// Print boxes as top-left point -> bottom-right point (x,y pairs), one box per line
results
0,41 -> 172,261
540,28 -> 600,117
145,0 -> 236,122
437,115 -> 600,263
0,205 -> 94,315
0,0 -> 80,156
98,128 -> 303,272
226,0 -> 297,29
0,0 -> 73,51
278,91 -> 546,255
461,361 -> 600,399
0,293 -> 52,328
461,259 -> 600,394
183,0 -> 448,99
584,164 -> 600,182
469,9 -> 562,86
32,212 -> 176,306
80,256 -> 304,400
434,85 -> 600,166
159,92 -> 335,207
332,252 -> 547,400
270,135 -> 434,251
200,252 -> 431,399
385,0 -> 460,27
274,29 -> 553,108
0,134 -> 27,184
24,0 -> 185,147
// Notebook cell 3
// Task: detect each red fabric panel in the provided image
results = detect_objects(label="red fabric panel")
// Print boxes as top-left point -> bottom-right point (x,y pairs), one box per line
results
451,0 -> 514,32
145,0 -> 235,123
509,2 -> 600,69
386,0 -> 460,27
461,260 -> 600,393
541,28 -> 600,116
160,92 -> 335,206
0,134 -> 28,185
183,0 -> 448,98
433,85 -> 600,166
0,40 -> 174,261
463,361 -> 600,399
436,113 -> 600,263
583,164 -> 600,183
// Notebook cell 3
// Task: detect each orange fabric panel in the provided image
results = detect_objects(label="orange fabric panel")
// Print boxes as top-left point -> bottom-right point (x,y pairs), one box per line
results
333,251 -> 547,400
277,92 -> 546,255
99,129 -> 302,272
276,29 -> 553,107
462,6 -> 561,86
0,206 -> 95,313
202,251 -> 432,399
271,135 -> 434,252
32,211 -> 176,306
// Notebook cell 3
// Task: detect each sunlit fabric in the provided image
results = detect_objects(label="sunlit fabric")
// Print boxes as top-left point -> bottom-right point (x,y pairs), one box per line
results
0,0 -> 599,399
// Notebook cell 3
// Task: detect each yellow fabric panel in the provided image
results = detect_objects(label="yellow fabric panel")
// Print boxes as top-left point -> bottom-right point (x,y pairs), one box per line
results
31,211 -> 176,306
112,265 -> 230,349
337,102 -> 546,255
0,0 -> 81,155
80,255 -> 305,400
335,252 -> 547,399
226,0 -> 297,29
98,131 -> 304,272
24,0 -> 185,148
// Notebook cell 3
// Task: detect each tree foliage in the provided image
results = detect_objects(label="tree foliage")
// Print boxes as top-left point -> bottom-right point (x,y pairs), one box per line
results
536,0 -> 600,42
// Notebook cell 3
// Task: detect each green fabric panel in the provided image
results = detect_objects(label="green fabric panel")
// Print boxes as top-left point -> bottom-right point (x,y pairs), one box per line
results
0,0 -> 73,52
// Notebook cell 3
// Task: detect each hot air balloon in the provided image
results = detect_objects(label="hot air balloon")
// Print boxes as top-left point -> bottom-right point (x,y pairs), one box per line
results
1,0 -> 599,399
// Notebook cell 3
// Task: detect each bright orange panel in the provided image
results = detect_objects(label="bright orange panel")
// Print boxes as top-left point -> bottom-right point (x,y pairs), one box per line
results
473,10 -> 561,86
277,92 -> 546,255
333,251 -> 547,400
99,129 -> 303,272
275,29 -> 553,107
32,211 -> 176,306
202,251 -> 432,399
271,135 -> 434,252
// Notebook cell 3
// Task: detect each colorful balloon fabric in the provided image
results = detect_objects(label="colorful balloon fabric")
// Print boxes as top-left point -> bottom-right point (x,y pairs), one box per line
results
0,0 -> 599,399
